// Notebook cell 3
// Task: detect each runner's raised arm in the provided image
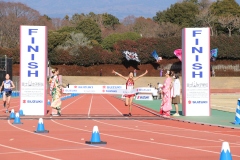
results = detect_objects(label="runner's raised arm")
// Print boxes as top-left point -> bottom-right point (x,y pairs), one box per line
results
133,70 -> 148,81
112,70 -> 128,80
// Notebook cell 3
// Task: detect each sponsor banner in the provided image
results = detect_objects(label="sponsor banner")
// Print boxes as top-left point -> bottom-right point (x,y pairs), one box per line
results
189,100 -> 208,104
135,94 -> 153,101
63,88 -> 137,95
182,28 -> 210,116
69,85 -> 95,89
20,26 -> 47,115
64,85 -> 157,98
66,85 -> 155,94
23,100 -> 43,103
136,88 -> 155,94
62,88 -> 79,93
69,85 -> 125,89
66,85 -> 126,94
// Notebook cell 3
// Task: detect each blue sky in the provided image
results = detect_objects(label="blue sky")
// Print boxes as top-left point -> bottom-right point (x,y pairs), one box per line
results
3,0 -> 240,20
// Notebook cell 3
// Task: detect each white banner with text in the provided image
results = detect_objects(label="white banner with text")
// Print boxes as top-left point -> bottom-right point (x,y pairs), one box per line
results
182,28 -> 210,116
20,26 -> 47,115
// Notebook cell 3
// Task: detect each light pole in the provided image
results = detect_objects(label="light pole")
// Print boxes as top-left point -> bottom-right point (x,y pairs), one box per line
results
4,55 -> 7,72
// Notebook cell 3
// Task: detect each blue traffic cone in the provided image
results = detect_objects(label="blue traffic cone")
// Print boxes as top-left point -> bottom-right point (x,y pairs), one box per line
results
220,142 -> 232,160
234,99 -> 240,125
47,100 -> 51,105
19,109 -> 24,116
34,118 -> 49,133
13,113 -> 23,124
85,126 -> 107,144
9,109 -> 15,119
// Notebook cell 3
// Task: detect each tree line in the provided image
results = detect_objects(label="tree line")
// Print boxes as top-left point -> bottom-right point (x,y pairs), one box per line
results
0,0 -> 240,66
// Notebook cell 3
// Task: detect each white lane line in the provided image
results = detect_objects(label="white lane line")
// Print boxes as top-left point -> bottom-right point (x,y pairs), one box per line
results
0,147 -> 101,155
88,95 -> 93,117
0,143 -> 60,160
61,95 -> 84,111
215,131 -> 240,132
51,119 -> 240,158
101,95 -> 122,115
134,120 -> 240,138
8,120 -> 165,160
193,145 -> 240,148
94,120 -> 223,143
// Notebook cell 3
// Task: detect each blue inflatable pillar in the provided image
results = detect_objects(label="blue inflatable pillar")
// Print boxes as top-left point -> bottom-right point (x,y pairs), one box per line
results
234,99 -> 240,125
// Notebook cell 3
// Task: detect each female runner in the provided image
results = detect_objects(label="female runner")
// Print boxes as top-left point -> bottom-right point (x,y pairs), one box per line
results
112,70 -> 148,116
0,74 -> 15,113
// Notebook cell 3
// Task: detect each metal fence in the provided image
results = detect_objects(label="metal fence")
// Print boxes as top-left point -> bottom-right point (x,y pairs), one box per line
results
0,56 -> 13,87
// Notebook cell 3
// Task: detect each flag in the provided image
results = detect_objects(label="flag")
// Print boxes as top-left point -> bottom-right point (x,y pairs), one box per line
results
174,49 -> 182,61
122,51 -> 140,62
151,50 -> 158,60
210,48 -> 218,61
151,50 -> 162,62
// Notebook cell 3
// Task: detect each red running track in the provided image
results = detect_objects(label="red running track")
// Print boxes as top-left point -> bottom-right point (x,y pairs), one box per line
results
0,94 -> 240,160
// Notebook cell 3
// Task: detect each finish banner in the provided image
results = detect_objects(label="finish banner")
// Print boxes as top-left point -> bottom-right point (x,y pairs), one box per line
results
63,85 -> 156,95
63,88 -> 138,95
